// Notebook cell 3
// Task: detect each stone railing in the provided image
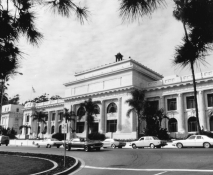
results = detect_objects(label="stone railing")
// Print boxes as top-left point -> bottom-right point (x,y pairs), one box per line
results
25,99 -> 64,108
146,70 -> 213,88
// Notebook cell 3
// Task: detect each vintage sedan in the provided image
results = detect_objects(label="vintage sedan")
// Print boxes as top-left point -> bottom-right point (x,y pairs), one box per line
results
172,135 -> 213,148
34,138 -> 63,148
102,139 -> 126,148
66,138 -> 103,152
130,136 -> 167,149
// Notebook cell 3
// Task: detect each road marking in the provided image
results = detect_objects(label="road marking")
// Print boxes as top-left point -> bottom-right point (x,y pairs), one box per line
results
84,166 -> 213,172
154,171 -> 167,175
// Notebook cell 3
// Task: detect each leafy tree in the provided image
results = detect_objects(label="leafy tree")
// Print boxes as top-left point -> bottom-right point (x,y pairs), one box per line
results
1,127 -> 17,139
119,0 -> 166,22
173,0 -> 213,134
126,89 -> 146,139
79,98 -> 100,140
31,110 -> 47,137
142,102 -> 169,140
7,94 -> 20,104
50,95 -> 62,100
0,0 -> 89,123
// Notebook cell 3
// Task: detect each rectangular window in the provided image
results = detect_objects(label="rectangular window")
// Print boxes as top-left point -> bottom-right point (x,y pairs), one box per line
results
59,112 -> 63,121
186,96 -> 195,109
45,114 -> 48,121
91,123 -> 99,132
167,98 -> 177,111
207,94 -> 213,107
107,120 -> 117,132
52,113 -> 55,121
149,100 -> 159,112
76,122 -> 84,133
26,115 -> 29,122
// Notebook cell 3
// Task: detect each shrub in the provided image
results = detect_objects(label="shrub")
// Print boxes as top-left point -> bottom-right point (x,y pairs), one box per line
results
52,133 -> 66,141
88,132 -> 106,141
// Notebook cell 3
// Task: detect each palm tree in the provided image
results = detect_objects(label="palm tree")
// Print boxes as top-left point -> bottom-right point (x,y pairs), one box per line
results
155,108 -> 169,128
126,89 -> 146,139
79,98 -> 101,140
173,0 -> 213,134
31,110 -> 47,137
19,125 -> 31,136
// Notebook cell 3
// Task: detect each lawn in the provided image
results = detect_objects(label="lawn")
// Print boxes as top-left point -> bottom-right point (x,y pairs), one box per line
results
0,151 -> 76,175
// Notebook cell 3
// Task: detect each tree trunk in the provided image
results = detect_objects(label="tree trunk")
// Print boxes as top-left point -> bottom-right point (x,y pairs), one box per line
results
0,79 -> 5,125
182,21 -> 201,134
190,61 -> 201,134
85,112 -> 89,140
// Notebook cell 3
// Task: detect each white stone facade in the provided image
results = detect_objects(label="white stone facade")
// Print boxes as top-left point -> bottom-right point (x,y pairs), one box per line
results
22,58 -> 213,139
1,104 -> 24,134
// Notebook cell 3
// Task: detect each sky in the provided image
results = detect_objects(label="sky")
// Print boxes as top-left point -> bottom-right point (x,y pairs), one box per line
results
6,0 -> 213,104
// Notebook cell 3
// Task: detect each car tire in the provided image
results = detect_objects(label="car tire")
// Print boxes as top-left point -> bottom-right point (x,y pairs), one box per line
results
103,147 -> 107,149
6,144 -> 8,146
203,142 -> 211,148
96,148 -> 101,151
85,146 -> 90,152
177,143 -> 183,149
132,144 -> 137,149
0,144 -> 1,146
111,144 -> 116,149
49,145 -> 51,148
118,146 -> 122,148
150,143 -> 155,149
67,146 -> 71,151
156,146 -> 161,148
57,145 -> 60,148
37,144 -> 40,148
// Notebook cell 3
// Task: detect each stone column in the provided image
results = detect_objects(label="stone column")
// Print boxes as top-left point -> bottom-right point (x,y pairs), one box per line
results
178,93 -> 185,133
54,110 -> 59,133
199,91 -> 207,130
159,96 -> 165,128
47,111 -> 51,134
100,100 -> 105,133
117,97 -> 122,132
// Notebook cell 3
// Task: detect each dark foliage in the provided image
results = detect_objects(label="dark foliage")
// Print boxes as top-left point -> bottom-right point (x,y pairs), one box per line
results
1,127 -> 17,139
88,132 -> 106,141
52,133 -> 66,141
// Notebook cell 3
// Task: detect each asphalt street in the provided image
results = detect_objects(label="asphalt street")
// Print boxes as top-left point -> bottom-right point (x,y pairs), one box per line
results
1,146 -> 213,175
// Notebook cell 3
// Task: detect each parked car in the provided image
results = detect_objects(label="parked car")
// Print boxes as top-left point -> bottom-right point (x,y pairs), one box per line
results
34,138 -> 63,148
102,139 -> 126,148
0,135 -> 10,146
172,135 -> 213,148
130,136 -> 167,149
65,138 -> 103,152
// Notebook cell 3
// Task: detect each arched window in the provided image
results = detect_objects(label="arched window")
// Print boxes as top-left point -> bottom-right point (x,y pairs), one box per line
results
77,107 -> 86,116
38,126 -> 40,134
168,118 -> 177,132
94,105 -> 100,114
59,125 -> 62,133
188,117 -> 197,132
107,103 -> 117,113
51,126 -> 54,134
43,126 -> 47,134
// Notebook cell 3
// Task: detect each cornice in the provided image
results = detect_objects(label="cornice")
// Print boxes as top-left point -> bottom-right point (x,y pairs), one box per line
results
64,85 -> 134,101
146,78 -> 213,91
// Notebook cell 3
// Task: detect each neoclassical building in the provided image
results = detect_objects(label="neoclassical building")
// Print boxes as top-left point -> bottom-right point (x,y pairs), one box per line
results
22,57 -> 213,139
